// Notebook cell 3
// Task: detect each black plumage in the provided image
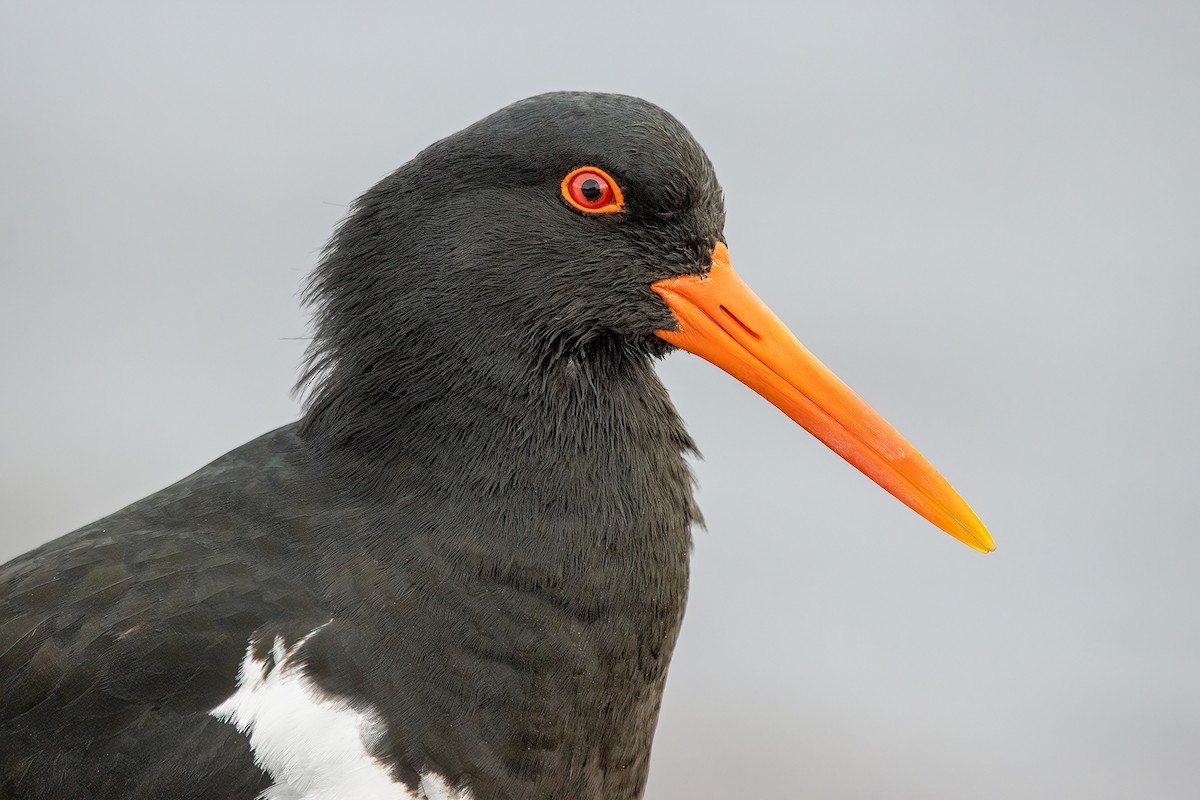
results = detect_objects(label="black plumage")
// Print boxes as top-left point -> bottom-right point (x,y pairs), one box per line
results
1,92 -> 725,798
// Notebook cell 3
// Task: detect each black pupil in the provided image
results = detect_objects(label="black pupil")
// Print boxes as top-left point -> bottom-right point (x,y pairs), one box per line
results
580,178 -> 603,203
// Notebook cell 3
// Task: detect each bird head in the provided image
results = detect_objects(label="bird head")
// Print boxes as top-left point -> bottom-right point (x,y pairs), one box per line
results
301,91 -> 993,553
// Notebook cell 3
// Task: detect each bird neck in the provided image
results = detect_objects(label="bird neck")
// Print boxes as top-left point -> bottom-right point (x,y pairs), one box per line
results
299,334 -> 698,522
297,337 -> 698,795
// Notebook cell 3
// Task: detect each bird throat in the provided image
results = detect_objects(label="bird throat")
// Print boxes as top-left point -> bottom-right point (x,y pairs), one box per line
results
301,334 -> 694,509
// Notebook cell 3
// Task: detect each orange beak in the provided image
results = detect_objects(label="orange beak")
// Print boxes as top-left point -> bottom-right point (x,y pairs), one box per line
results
652,243 -> 995,553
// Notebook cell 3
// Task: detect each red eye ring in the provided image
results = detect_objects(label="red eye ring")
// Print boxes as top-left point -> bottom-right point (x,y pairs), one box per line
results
561,166 -> 624,214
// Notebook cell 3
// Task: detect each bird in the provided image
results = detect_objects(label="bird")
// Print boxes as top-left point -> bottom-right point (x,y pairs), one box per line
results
0,91 -> 994,800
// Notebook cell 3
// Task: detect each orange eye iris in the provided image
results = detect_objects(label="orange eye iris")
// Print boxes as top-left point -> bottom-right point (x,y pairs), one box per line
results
561,166 -> 624,214
570,172 -> 612,208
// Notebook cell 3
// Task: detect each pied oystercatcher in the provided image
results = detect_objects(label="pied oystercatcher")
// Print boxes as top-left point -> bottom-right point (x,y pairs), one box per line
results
0,92 -> 993,799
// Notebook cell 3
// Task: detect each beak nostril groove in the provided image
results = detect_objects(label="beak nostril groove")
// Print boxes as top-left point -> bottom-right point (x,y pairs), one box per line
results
719,305 -> 762,341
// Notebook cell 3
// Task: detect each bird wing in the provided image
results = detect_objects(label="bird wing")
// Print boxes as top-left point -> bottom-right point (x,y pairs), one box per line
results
0,426 -> 331,798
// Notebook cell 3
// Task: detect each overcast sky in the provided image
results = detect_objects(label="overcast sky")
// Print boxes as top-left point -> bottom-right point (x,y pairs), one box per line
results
2,2 -> 1198,797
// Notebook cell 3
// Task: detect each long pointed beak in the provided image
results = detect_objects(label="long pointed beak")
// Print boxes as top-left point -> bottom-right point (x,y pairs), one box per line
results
652,243 -> 995,553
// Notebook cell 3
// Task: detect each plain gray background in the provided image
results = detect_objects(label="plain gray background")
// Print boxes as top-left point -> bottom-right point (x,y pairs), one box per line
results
2,1 -> 1197,797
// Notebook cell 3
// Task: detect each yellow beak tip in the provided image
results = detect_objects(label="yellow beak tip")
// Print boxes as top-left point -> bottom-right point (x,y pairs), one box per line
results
961,529 -> 997,554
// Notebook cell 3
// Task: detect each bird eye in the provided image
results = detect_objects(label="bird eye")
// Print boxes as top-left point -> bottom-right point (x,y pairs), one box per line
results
561,166 -> 624,214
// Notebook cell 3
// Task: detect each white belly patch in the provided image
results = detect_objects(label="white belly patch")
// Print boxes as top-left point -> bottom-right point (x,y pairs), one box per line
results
210,623 -> 469,800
